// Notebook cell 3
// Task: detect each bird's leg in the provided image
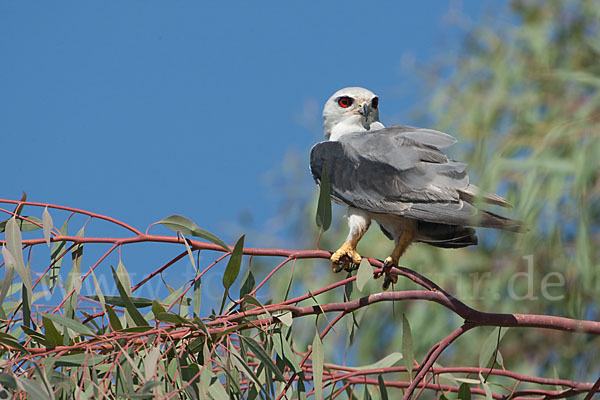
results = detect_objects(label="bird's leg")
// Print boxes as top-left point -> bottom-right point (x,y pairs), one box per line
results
330,209 -> 371,273
375,224 -> 416,290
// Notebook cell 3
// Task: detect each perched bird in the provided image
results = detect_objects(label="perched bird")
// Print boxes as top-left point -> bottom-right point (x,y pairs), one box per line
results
310,87 -> 521,289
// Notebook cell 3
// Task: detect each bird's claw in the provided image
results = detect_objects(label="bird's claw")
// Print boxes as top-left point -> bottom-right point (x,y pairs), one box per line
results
330,244 -> 362,273
374,256 -> 398,290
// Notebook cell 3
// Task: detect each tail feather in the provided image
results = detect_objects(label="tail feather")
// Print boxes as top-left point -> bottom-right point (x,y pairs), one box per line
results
416,222 -> 478,249
458,184 -> 513,208
479,210 -> 523,232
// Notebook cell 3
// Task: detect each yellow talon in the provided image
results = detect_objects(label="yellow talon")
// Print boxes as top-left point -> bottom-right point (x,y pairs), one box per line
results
375,228 -> 415,290
330,242 -> 362,272
383,256 -> 396,268
374,256 -> 399,290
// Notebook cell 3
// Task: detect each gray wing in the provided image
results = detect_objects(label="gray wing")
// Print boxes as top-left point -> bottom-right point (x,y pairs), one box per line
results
310,125 -> 518,230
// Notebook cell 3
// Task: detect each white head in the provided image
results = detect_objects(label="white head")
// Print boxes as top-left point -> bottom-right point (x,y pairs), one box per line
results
322,87 -> 381,140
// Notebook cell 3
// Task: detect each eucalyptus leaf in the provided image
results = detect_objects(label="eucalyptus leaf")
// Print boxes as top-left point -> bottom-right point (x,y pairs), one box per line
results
42,313 -> 95,337
312,329 -> 324,400
16,376 -> 54,400
86,295 -> 153,308
112,266 -> 149,327
240,336 -> 286,382
457,383 -> 471,400
106,305 -> 123,331
158,214 -> 230,252
328,352 -> 403,371
42,316 -> 63,347
156,312 -> 191,325
0,332 -> 29,353
356,260 -> 371,292
402,314 -> 414,375
0,216 -> 43,232
4,218 -> 32,298
49,219 -> 69,292
193,276 -> 201,317
478,327 -> 508,369
315,163 -> 332,231
222,235 -> 245,290
42,207 -> 53,247
377,375 -> 388,400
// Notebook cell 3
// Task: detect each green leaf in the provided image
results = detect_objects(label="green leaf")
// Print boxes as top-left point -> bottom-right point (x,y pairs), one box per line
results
5,217 -> 32,299
42,207 -> 53,247
0,216 -> 43,232
158,214 -> 230,252
119,326 -> 153,333
190,318 -> 209,338
156,312 -> 191,325
183,237 -> 197,273
0,332 -> 29,353
161,283 -> 191,306
42,316 -> 63,347
315,163 -> 332,231
362,384 -> 371,400
49,219 -> 68,292
21,326 -> 46,346
0,248 -> 15,305
229,345 -> 264,394
86,295 -> 153,308
377,375 -> 388,400
222,235 -> 245,290
274,311 -> 292,327
42,313 -> 95,337
312,329 -> 324,400
0,373 -> 16,390
457,383 -> 471,400
208,380 -> 229,400
106,305 -> 123,331
54,353 -> 108,367
402,314 -> 414,375
90,271 -> 107,319
16,376 -> 54,400
151,301 -> 166,316
193,276 -> 201,318
329,352 -> 403,371
135,381 -> 162,397
478,327 -> 507,368
144,347 -> 162,381
356,260 -> 371,292
239,269 -> 255,298
220,235 -> 245,314
479,373 -> 493,400
242,294 -> 272,321
22,284 -> 30,328
240,336 -> 286,382
116,260 -> 132,295
454,378 -> 480,385
272,328 -> 301,373
112,267 -> 149,327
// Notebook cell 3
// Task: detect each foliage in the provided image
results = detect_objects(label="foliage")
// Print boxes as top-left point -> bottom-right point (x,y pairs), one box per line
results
0,194 -> 597,399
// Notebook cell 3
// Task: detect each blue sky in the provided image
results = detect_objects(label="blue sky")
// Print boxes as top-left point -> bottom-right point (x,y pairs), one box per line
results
1,2 -> 501,270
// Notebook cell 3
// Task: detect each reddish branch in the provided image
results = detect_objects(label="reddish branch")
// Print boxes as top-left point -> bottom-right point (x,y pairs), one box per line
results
3,231 -> 599,334
304,364 -> 594,392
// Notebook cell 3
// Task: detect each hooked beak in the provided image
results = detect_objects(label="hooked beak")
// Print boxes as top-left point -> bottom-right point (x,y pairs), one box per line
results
358,103 -> 369,117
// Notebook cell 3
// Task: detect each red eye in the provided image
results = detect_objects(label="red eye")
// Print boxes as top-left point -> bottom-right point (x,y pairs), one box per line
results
337,96 -> 353,108
371,97 -> 379,109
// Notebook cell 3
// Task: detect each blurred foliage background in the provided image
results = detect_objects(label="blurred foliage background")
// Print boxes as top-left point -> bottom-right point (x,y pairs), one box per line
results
250,0 -> 600,387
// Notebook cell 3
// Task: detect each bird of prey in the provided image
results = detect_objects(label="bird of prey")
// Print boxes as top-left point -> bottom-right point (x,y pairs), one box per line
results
310,87 -> 521,289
